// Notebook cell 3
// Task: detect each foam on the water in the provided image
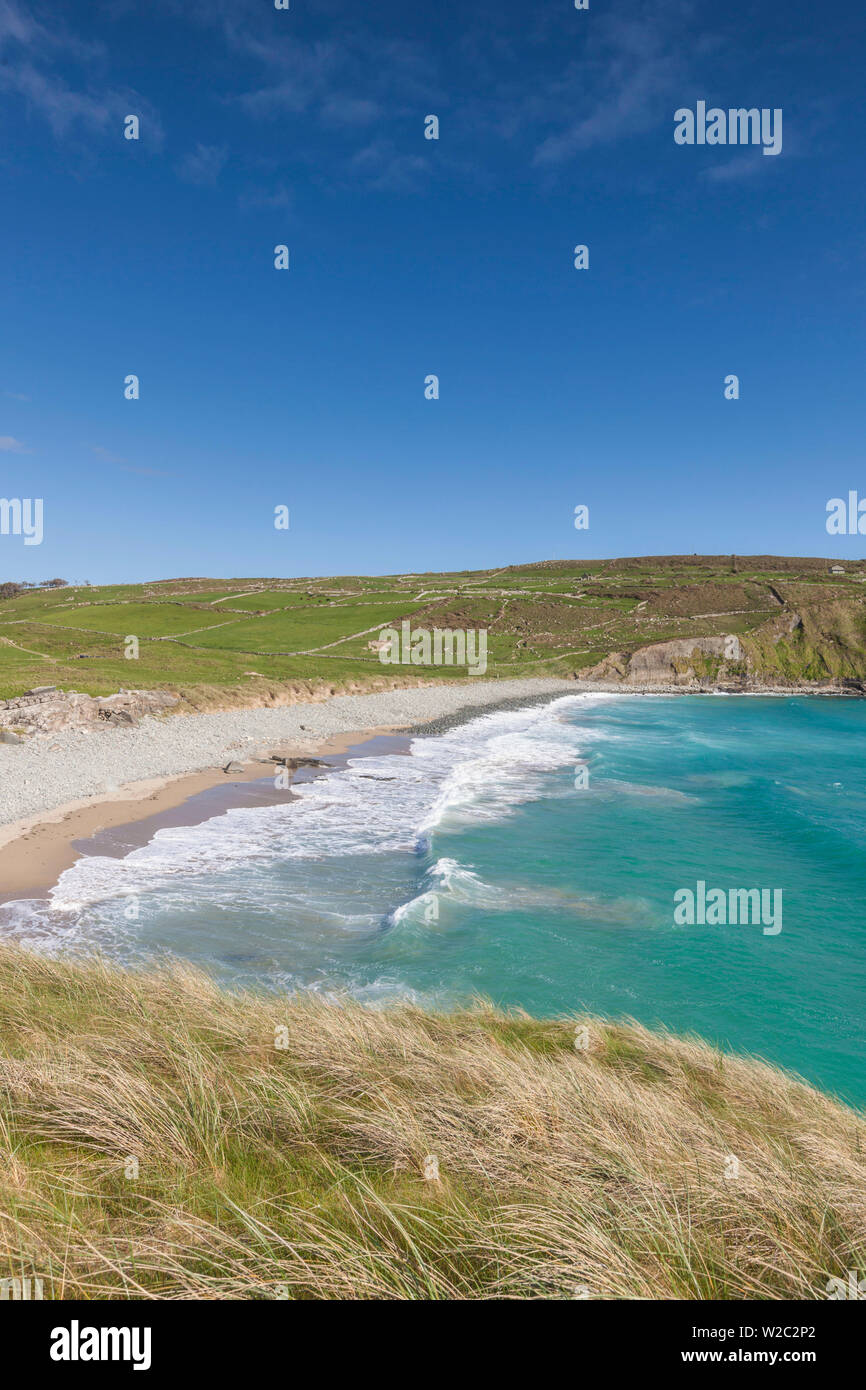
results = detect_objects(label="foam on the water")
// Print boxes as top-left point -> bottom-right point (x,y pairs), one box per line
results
3,693 -> 865,1104
0,694 -> 617,952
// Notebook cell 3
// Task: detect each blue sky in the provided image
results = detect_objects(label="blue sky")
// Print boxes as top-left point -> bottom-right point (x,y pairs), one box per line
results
1,0 -> 865,583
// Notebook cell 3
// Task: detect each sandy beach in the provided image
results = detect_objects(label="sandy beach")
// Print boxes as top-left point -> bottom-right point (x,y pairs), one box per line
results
0,679 -> 576,902
0,729 -> 387,901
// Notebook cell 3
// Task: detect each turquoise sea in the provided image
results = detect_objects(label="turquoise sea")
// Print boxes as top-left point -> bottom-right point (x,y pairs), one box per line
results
3,694 -> 865,1106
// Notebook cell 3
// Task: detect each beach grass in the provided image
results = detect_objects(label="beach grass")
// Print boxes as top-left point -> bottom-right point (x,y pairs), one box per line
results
0,944 -> 862,1300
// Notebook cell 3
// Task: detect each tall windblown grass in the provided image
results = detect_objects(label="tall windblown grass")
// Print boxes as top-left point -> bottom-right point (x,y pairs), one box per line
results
0,944 -> 862,1299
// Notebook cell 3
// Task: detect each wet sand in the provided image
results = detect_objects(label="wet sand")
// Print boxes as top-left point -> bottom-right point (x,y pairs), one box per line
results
0,728 -> 404,905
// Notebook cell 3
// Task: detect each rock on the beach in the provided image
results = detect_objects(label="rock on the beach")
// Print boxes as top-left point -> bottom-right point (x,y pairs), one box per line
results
0,730 -> 23,745
0,688 -> 178,735
270,754 -> 321,769
0,678 -> 575,829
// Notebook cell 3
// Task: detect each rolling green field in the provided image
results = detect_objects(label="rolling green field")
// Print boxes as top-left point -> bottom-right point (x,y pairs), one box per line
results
1,555 -> 865,703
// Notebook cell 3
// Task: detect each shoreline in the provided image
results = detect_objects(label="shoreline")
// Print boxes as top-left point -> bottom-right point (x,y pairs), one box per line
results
0,679 -> 578,904
0,729 -> 398,904
0,679 -> 578,828
0,676 -> 860,908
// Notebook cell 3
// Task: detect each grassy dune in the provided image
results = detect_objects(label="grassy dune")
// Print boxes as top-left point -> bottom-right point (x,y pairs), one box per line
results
0,945 -> 862,1300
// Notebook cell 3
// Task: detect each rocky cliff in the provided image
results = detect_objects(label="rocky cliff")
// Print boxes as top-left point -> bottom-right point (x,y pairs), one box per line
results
0,687 -> 178,739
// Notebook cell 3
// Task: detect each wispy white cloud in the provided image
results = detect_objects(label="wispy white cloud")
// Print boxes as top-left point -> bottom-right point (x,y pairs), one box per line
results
177,142 -> 229,186
216,11 -> 436,187
350,140 -> 430,194
532,15 -> 684,166
0,0 -> 162,144
238,182 -> 292,211
3,61 -> 113,138
702,153 -> 768,184
237,40 -> 343,119
0,0 -> 102,62
0,435 -> 29,452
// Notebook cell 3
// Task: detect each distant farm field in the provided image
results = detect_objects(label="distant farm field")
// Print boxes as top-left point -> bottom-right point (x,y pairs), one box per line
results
1,557 -> 864,703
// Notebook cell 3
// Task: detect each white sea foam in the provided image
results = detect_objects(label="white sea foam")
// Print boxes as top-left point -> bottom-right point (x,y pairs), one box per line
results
388,853 -> 652,933
0,693 -> 618,950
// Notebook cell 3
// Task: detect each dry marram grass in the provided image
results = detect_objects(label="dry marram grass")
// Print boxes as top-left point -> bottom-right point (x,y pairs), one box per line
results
0,945 -> 862,1299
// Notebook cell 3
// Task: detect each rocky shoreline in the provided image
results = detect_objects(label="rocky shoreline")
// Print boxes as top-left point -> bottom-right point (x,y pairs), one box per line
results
2,674 -> 864,835
0,686 -> 178,742
0,679 -> 578,832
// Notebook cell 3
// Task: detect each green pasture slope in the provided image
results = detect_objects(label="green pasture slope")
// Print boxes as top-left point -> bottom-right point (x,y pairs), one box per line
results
1,555 -> 865,701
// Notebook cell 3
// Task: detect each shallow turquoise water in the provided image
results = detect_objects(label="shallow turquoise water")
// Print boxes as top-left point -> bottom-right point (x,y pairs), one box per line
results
5,694 -> 865,1106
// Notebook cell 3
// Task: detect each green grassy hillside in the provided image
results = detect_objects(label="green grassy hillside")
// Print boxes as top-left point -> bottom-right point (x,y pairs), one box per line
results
2,555 -> 865,702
